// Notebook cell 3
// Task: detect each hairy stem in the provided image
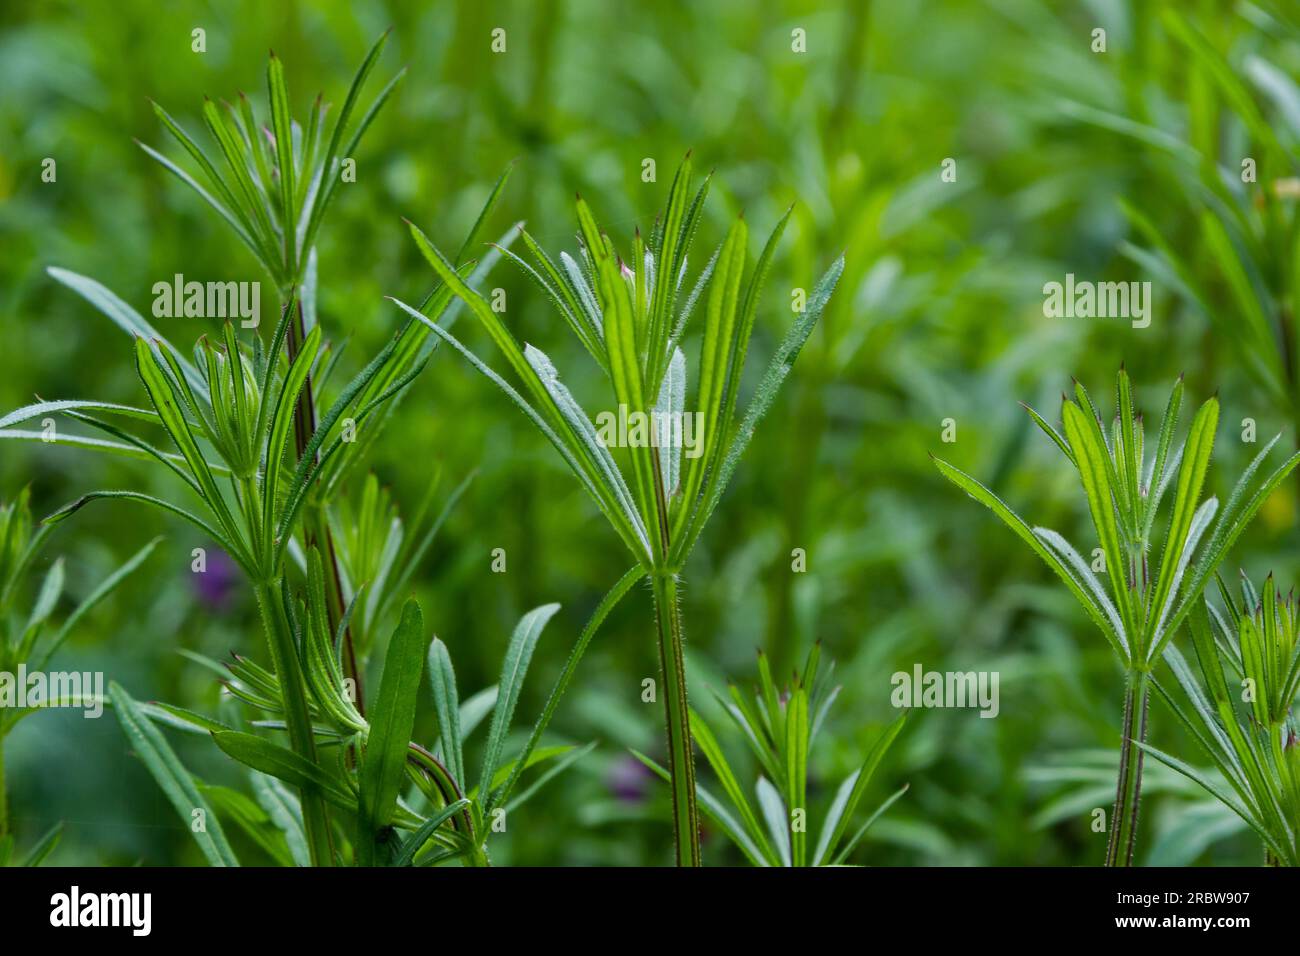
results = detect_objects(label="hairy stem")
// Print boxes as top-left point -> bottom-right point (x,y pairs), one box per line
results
404,742 -> 487,866
282,299 -> 364,712
651,570 -> 700,866
253,579 -> 335,866
1105,669 -> 1150,867
311,507 -> 364,715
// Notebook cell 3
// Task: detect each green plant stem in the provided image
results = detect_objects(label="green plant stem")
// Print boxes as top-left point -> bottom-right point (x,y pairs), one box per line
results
282,298 -> 364,712
309,506 -> 364,715
1106,669 -> 1150,867
239,476 -> 262,550
404,742 -> 485,865
650,570 -> 700,866
1265,724 -> 1291,866
253,579 -> 335,866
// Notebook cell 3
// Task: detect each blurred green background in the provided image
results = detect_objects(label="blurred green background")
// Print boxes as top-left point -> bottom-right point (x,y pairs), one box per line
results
1,0 -> 1299,865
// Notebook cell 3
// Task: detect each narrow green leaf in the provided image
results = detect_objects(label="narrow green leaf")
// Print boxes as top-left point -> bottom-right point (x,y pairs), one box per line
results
489,566 -> 644,813
690,707 -> 775,864
822,712 -> 908,858
675,254 -> 844,564
755,776 -> 792,866
18,822 -> 63,867
34,536 -> 161,671
357,599 -> 428,864
111,681 -> 240,866
392,799 -> 471,867
211,730 -> 356,813
478,603 -> 560,801
427,637 -> 465,788
831,783 -> 911,865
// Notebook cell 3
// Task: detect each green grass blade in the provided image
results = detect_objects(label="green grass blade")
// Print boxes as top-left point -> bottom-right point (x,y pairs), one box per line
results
632,748 -> 771,866
1061,399 -> 1139,645
267,53 -> 296,241
45,268 -> 209,398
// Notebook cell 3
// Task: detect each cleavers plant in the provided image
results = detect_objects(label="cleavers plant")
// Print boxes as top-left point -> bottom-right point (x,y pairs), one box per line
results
130,30 -> 405,709
934,369 -> 1300,865
0,287 -> 426,863
635,644 -> 909,866
1145,572 -> 1300,865
0,41 -> 593,867
391,155 -> 844,864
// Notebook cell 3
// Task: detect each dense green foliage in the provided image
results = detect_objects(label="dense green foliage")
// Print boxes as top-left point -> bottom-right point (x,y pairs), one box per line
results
1,0 -> 1299,865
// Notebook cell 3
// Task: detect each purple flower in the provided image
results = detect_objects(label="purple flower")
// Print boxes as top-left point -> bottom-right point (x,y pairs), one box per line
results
606,754 -> 654,803
192,548 -> 240,612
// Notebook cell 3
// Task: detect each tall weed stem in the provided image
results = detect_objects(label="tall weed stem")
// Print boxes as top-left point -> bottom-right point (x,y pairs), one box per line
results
650,570 -> 700,866
253,579 -> 335,866
283,298 -> 365,712
1106,669 -> 1149,866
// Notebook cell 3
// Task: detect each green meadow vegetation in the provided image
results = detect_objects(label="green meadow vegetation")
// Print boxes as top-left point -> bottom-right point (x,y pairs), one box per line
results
0,0 -> 1298,866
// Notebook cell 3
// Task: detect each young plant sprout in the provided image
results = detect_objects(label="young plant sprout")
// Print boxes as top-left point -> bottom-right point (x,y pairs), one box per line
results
635,644 -> 909,866
934,370 -> 1300,865
1146,573 -> 1300,865
0,490 -> 157,866
390,155 -> 844,864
